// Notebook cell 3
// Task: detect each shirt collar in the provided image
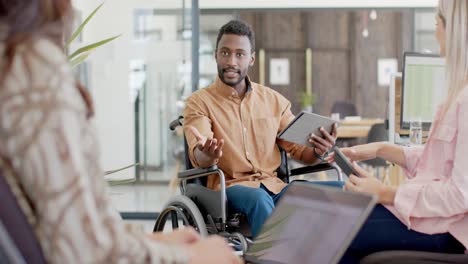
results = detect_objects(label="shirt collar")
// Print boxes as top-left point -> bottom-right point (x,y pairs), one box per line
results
214,75 -> 253,98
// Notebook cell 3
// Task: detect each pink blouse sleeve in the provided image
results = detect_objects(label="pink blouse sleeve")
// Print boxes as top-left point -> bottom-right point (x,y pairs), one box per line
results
393,94 -> 468,226
401,145 -> 425,178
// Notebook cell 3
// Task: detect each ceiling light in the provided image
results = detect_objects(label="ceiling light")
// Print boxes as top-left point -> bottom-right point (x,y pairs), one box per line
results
369,10 -> 378,20
362,28 -> 369,38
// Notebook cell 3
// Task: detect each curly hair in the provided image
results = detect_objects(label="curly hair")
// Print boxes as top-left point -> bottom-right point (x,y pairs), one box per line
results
215,20 -> 255,53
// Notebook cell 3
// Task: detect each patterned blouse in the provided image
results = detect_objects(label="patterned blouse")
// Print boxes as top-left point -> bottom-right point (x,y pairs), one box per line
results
0,38 -> 189,263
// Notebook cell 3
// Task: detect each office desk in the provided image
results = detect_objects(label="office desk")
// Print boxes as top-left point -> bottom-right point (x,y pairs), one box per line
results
337,119 -> 384,138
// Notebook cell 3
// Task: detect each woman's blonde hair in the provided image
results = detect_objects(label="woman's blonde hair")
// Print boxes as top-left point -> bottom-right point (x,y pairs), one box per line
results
438,0 -> 468,114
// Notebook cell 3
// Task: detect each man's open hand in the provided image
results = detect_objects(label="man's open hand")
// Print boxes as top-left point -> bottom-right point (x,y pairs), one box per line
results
186,126 -> 224,167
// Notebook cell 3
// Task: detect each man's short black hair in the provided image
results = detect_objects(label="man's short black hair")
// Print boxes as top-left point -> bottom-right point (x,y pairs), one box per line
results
215,20 -> 255,53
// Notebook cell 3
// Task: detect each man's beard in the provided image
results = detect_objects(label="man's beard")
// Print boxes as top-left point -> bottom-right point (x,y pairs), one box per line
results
217,66 -> 246,87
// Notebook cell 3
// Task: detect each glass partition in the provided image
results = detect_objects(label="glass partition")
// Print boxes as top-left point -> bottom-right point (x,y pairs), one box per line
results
132,3 -> 194,182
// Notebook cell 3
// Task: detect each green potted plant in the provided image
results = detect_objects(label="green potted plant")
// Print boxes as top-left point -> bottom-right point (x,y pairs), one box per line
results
66,3 -> 120,68
298,90 -> 316,112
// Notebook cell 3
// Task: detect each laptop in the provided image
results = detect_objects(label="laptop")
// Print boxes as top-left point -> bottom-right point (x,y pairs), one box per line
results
243,182 -> 377,264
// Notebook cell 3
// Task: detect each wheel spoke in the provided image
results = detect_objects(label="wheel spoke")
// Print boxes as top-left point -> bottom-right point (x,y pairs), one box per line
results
153,196 -> 208,237
171,211 -> 179,229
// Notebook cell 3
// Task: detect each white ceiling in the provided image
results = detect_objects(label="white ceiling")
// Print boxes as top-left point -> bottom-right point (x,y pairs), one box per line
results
199,0 -> 439,9
74,1 -> 438,10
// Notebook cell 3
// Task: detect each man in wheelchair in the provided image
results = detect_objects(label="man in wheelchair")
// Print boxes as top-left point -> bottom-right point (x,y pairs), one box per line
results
183,20 -> 340,238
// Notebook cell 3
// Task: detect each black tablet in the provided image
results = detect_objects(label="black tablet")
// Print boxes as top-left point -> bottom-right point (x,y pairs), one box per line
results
334,147 -> 360,177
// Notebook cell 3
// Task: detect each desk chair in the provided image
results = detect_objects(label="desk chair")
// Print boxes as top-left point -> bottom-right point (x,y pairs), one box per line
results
331,101 -> 358,117
0,167 -> 46,264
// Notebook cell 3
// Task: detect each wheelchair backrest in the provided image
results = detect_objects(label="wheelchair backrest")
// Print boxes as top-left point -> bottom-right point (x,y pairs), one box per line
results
170,116 -> 207,185
170,116 -> 290,185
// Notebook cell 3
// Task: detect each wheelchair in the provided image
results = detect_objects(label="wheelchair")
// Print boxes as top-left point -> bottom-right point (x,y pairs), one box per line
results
153,116 -> 343,252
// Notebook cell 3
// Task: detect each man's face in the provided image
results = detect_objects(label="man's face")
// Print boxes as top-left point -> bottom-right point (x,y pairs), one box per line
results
215,34 -> 255,87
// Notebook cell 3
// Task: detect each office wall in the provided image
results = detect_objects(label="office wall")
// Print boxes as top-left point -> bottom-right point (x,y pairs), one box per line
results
240,10 -> 412,118
351,11 -> 412,118
306,11 -> 352,116
242,12 -> 308,114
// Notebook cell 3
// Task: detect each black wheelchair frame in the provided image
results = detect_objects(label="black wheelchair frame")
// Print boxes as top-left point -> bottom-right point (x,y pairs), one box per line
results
153,116 -> 342,251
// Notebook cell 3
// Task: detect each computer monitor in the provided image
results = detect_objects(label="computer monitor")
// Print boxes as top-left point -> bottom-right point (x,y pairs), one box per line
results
388,72 -> 402,143
401,52 -> 446,131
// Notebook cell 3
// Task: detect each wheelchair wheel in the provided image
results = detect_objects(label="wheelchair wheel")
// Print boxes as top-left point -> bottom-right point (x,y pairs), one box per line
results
228,232 -> 249,252
153,195 -> 208,237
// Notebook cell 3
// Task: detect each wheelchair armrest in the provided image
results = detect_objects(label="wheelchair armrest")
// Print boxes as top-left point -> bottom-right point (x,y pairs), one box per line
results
290,163 -> 343,181
169,116 -> 183,131
178,166 -> 219,179
177,166 -> 229,226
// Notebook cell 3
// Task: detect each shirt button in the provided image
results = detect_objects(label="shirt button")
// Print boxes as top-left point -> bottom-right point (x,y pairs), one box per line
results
243,127 -> 247,133
246,152 -> 250,156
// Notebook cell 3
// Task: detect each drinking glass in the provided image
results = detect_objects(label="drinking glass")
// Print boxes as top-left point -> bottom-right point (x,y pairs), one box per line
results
331,113 -> 340,121
409,118 -> 423,145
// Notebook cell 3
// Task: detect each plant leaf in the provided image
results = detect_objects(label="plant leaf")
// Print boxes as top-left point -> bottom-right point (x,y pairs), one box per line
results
70,53 -> 90,68
65,3 -> 104,48
68,34 -> 120,60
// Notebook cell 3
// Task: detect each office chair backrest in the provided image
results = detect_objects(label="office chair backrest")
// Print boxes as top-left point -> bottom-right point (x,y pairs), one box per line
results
0,168 -> 46,264
0,221 -> 26,264
331,101 -> 358,117
367,123 -> 387,143
170,116 -> 290,186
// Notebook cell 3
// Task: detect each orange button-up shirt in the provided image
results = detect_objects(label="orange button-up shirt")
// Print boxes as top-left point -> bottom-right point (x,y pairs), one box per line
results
184,77 -> 313,194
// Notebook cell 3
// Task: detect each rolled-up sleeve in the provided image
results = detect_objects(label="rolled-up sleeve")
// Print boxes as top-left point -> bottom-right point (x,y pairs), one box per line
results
401,145 -> 425,178
394,99 -> 468,226
183,93 -> 214,167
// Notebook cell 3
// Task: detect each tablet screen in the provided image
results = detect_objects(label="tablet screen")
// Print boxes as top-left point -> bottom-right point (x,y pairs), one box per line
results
278,111 -> 337,147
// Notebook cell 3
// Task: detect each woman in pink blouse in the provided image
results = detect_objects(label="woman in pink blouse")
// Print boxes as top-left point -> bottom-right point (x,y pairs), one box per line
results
0,0 -> 239,263
332,0 -> 468,262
